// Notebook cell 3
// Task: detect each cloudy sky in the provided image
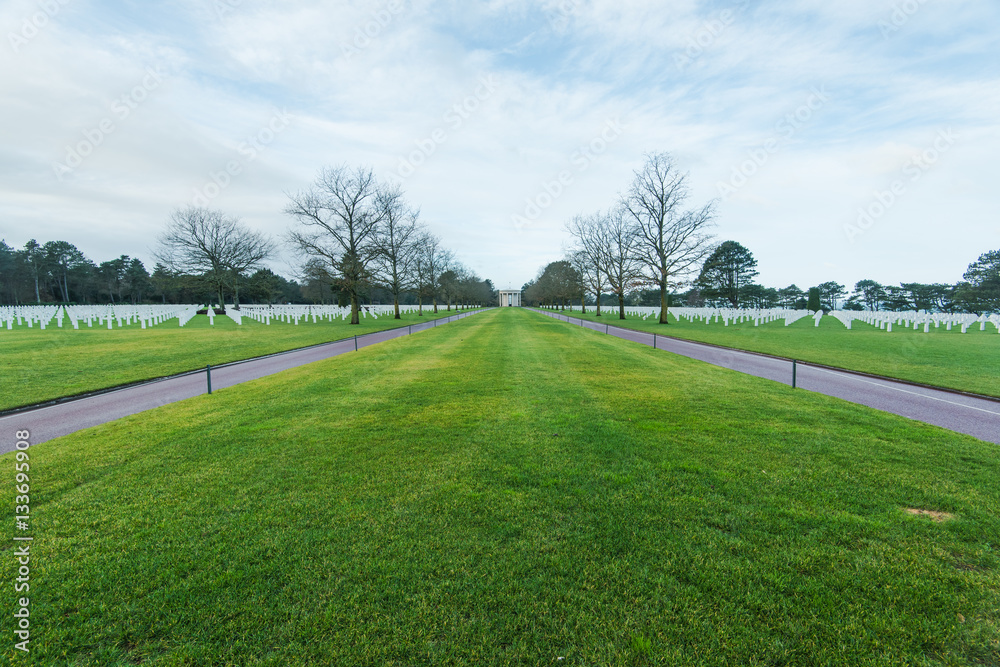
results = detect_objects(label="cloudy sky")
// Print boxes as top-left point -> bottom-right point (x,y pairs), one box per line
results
1,0 -> 997,292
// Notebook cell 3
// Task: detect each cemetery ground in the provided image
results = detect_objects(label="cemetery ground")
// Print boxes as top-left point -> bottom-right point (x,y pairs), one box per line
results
563,309 -> 1000,399
3,308 -> 998,665
0,307 -> 476,413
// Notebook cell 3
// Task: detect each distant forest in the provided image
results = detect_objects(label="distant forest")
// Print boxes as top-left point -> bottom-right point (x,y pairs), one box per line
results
523,242 -> 1000,315
0,238 -> 489,308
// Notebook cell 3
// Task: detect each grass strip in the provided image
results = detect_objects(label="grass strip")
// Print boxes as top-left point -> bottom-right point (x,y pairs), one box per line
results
0,307 -> 479,412
2,308 -> 997,665
553,308 -> 1000,398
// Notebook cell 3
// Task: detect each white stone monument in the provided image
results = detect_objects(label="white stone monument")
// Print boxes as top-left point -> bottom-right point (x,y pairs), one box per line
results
498,290 -> 522,307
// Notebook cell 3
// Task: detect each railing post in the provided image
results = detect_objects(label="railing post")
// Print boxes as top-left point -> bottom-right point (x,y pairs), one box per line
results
792,360 -> 797,389
653,334 -> 657,350
354,335 -> 358,351
206,364 -> 212,395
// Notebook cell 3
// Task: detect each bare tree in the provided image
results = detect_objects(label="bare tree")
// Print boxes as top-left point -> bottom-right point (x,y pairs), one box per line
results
566,212 -> 608,317
155,207 -> 275,309
412,232 -> 447,315
425,240 -> 453,314
227,226 -> 278,307
285,165 -> 387,325
299,258 -> 336,304
597,207 -> 645,320
411,234 -> 431,316
622,152 -> 716,324
524,260 -> 581,310
373,185 -> 422,319
567,250 -> 591,313
438,264 -> 460,312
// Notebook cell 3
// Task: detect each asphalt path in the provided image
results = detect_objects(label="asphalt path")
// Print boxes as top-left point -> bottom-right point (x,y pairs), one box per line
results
0,310 -> 486,453
535,309 -> 1000,445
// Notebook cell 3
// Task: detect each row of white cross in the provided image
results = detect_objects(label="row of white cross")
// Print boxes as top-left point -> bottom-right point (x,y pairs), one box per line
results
233,304 -> 474,326
554,305 -> 1000,333
0,305 -> 207,331
0,305 -> 63,330
0,304 -> 480,330
558,306 -> 816,327
828,310 -> 999,333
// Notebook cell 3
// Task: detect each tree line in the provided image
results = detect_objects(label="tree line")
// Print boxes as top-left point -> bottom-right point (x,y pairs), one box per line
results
522,151 -> 999,318
156,165 -> 494,324
0,164 -> 495,321
687,242 -> 997,315
281,164 -> 493,323
525,152 -> 717,322
527,240 -> 999,317
0,237 -> 308,308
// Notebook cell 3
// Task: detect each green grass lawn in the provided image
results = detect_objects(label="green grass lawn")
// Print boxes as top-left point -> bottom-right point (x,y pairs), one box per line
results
2,308 -> 998,665
0,306 -> 478,412
553,307 -> 1000,398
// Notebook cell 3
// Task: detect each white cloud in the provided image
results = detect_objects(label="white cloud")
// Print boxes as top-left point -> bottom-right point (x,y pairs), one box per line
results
0,0 -> 997,293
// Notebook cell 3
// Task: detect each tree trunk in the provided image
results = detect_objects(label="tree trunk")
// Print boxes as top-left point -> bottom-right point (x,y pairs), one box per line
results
394,296 -> 400,319
433,299 -> 438,314
350,292 -> 360,325
210,270 -> 223,308
618,293 -> 626,320
580,295 -> 586,314
596,292 -> 601,317
659,279 -> 670,324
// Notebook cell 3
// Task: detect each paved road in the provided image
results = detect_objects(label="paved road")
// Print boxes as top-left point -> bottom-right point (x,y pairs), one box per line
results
0,311 -> 486,453
535,309 -> 1000,445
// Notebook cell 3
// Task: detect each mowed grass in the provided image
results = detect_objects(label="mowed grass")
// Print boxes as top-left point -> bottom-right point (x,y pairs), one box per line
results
2,308 -> 999,665
561,308 -> 1000,398
0,307 -> 476,412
